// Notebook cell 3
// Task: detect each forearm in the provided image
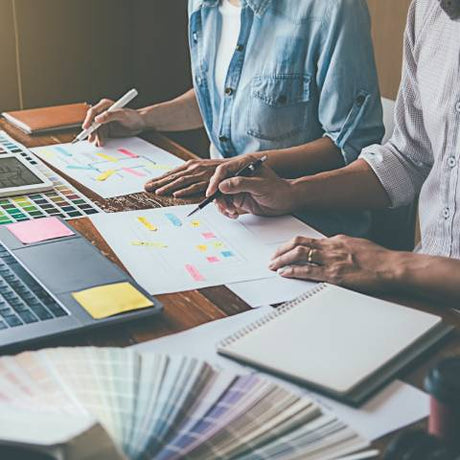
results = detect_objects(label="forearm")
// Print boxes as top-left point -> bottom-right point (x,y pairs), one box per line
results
253,137 -> 344,178
290,159 -> 391,211
139,88 -> 204,132
388,252 -> 460,306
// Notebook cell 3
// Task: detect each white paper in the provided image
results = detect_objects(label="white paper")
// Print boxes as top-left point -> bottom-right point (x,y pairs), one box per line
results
228,277 -> 317,308
92,206 -> 323,294
133,310 -> 429,441
31,137 -> 184,198
227,216 -> 324,307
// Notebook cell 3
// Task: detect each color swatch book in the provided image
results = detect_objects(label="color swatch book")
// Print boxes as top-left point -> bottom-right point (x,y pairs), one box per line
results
0,131 -> 101,224
31,137 -> 185,198
89,205 -> 309,294
0,347 -> 369,459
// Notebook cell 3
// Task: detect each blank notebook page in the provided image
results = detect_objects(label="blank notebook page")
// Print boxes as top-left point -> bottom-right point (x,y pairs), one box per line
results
219,284 -> 441,394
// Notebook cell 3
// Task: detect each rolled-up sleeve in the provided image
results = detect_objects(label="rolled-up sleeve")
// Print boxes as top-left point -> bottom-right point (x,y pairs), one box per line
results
317,0 -> 384,165
359,1 -> 433,208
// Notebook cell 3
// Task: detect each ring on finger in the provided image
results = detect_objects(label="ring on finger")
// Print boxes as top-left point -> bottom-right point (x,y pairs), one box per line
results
307,248 -> 315,265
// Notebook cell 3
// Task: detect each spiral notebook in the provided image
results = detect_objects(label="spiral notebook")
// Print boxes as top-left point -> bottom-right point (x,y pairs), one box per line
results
217,284 -> 453,406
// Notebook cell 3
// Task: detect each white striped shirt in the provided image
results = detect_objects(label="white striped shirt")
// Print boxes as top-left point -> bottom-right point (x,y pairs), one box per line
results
360,0 -> 460,258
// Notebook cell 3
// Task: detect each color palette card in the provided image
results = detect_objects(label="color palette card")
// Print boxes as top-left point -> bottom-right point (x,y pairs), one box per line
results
0,347 -> 369,459
32,137 -> 185,199
90,205 -> 279,294
0,131 -> 102,224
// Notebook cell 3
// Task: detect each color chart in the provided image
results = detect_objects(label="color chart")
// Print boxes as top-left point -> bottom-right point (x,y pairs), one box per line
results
0,131 -> 101,225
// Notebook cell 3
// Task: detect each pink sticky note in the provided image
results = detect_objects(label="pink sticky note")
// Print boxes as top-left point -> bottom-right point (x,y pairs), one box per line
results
118,148 -> 138,159
122,167 -> 146,177
7,217 -> 74,245
207,256 -> 220,263
185,264 -> 205,282
202,232 -> 216,240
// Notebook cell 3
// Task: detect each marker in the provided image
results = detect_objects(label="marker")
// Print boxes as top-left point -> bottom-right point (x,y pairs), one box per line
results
72,89 -> 138,144
187,155 -> 268,218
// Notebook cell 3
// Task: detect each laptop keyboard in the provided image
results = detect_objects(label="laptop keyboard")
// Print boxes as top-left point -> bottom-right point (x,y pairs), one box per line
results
0,243 -> 68,330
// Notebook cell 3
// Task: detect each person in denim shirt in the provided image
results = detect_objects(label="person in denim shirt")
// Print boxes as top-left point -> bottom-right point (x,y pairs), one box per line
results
83,0 -> 384,236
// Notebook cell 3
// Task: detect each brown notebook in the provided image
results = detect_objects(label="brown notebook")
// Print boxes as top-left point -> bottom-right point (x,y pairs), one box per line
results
2,103 -> 89,134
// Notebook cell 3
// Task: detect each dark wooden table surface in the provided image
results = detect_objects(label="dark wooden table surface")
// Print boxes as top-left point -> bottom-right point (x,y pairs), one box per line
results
2,119 -> 459,455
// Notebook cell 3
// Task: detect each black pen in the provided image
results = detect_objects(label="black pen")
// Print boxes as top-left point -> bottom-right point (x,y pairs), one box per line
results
187,155 -> 268,217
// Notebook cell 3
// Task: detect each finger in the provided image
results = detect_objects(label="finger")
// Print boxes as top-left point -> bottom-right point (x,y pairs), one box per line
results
145,170 -> 201,194
219,176 -> 266,196
277,264 -> 326,282
82,99 -> 113,129
173,181 -> 207,198
155,175 -> 200,196
215,197 -> 239,219
95,125 -> 110,147
272,237 -> 322,260
94,108 -> 128,126
206,156 -> 256,197
269,246 -> 311,271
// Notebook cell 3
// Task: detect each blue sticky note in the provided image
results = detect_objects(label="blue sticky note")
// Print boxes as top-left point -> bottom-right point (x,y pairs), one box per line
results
221,251 -> 234,258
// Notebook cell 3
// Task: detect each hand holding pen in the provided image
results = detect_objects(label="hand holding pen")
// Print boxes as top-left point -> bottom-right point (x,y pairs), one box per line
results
188,154 -> 298,219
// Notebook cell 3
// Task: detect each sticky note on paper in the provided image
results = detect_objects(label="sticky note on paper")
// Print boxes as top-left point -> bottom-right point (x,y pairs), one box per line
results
131,240 -> 167,248
7,217 -> 74,244
185,264 -> 205,282
96,153 -> 118,163
165,213 -> 182,227
196,244 -> 208,252
190,220 -> 201,228
118,148 -> 138,159
122,167 -> 146,177
207,256 -> 220,263
137,217 -> 158,231
72,282 -> 153,319
202,232 -> 216,240
97,170 -> 115,181
213,242 -> 225,249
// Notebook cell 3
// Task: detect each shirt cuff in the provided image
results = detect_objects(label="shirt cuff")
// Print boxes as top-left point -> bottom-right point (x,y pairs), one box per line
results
359,144 -> 417,208
323,133 -> 359,166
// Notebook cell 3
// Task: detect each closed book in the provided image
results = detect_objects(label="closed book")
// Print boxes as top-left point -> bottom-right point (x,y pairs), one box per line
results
2,103 -> 89,134
217,283 -> 453,406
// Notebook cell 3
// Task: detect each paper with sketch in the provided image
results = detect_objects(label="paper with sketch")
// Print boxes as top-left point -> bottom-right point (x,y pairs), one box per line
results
31,137 -> 184,198
91,205 -> 321,294
134,308 -> 430,441
226,215 -> 324,307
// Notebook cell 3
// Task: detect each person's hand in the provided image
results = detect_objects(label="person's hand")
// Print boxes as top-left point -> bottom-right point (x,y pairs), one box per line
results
82,98 -> 146,147
144,159 -> 226,198
269,235 -> 400,293
207,154 -> 299,218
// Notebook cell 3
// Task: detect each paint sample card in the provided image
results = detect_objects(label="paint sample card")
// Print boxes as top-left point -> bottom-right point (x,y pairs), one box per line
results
0,131 -> 101,224
90,205 -> 284,294
7,217 -> 74,244
72,282 -> 153,319
31,137 -> 185,198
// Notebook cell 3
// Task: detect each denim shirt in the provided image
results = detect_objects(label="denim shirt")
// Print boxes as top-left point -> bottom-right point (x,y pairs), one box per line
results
188,0 -> 384,164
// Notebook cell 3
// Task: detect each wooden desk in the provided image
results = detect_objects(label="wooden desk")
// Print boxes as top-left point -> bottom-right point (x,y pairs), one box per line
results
1,119 -> 459,454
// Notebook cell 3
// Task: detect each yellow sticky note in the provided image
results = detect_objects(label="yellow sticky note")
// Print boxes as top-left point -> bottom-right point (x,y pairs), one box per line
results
97,170 -> 115,181
196,244 -> 208,252
137,216 -> 158,231
213,242 -> 225,249
190,220 -> 201,228
72,282 -> 153,320
96,153 -> 118,163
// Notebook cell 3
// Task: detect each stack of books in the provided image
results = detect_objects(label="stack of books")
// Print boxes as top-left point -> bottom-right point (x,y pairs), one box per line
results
0,347 -> 368,459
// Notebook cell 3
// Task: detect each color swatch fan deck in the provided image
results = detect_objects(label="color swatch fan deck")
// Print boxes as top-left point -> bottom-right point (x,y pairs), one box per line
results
32,137 -> 185,198
0,347 -> 369,459
0,131 -> 101,224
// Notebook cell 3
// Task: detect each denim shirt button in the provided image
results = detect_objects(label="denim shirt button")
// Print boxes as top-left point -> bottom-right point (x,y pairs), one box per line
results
448,156 -> 457,168
225,87 -> 234,96
219,135 -> 229,142
192,32 -> 198,43
443,207 -> 451,219
277,95 -> 287,104
456,101 -> 460,113
236,44 -> 244,52
356,95 -> 366,107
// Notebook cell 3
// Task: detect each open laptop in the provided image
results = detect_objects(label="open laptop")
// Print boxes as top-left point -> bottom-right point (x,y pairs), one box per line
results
0,219 -> 162,350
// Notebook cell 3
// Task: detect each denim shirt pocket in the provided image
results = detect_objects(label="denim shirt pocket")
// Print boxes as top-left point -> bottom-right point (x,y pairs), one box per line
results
247,74 -> 311,141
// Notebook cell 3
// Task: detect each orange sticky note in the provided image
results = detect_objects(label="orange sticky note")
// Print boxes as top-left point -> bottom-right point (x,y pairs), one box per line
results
72,282 -> 153,320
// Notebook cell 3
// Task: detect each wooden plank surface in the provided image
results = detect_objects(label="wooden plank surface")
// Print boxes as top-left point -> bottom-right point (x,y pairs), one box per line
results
1,119 -> 459,453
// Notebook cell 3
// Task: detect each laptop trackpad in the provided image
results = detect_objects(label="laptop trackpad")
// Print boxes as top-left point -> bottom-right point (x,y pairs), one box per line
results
14,238 -> 126,294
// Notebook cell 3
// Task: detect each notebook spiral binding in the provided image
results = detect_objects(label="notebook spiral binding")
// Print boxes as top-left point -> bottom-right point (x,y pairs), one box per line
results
218,283 -> 328,349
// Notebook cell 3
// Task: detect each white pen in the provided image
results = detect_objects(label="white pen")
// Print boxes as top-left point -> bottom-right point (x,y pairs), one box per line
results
72,88 -> 138,144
